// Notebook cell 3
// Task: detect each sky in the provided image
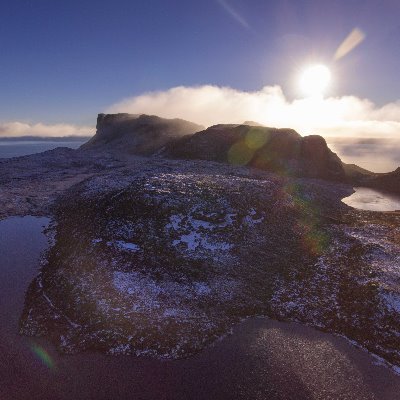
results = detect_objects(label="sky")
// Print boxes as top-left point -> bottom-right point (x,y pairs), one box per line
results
1,0 -> 400,138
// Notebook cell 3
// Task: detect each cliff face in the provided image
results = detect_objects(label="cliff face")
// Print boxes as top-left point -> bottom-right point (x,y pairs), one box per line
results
81,113 -> 204,156
165,125 -> 346,181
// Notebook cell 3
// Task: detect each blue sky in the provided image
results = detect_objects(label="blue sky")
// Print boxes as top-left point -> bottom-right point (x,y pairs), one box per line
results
1,0 -> 400,130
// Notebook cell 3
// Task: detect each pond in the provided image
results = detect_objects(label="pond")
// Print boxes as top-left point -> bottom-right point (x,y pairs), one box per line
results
0,140 -> 87,159
342,187 -> 400,211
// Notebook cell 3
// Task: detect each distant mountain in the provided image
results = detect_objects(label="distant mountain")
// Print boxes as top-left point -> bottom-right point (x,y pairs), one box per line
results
361,167 -> 400,195
81,113 -> 204,156
242,120 -> 265,126
343,163 -> 400,195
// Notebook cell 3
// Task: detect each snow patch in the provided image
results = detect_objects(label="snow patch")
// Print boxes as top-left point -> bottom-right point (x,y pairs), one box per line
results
107,240 -> 141,252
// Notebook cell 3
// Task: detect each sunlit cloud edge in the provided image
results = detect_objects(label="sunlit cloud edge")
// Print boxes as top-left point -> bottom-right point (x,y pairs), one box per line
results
107,84 -> 400,139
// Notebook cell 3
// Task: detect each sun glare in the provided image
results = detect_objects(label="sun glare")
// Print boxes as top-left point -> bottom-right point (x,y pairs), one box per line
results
299,64 -> 331,98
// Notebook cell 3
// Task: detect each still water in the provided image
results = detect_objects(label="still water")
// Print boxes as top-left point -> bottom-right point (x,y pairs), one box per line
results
1,217 -> 400,400
0,140 -> 86,159
343,187 -> 400,211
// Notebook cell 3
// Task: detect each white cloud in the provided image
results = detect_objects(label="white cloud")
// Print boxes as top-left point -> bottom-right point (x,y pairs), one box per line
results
107,85 -> 400,139
0,121 -> 93,137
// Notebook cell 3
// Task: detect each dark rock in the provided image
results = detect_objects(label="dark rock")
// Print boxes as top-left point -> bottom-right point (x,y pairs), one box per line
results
81,113 -> 204,156
342,163 -> 374,182
164,124 -> 346,181
343,163 -> 400,195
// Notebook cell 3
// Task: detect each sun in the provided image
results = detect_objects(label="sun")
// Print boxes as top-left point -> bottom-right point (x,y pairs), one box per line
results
299,64 -> 331,97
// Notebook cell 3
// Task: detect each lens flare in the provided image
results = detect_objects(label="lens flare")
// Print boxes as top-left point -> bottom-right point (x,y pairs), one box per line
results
31,343 -> 55,370
285,182 -> 330,256
334,28 -> 365,61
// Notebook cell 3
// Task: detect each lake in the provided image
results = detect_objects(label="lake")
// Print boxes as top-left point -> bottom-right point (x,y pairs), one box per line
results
1,216 -> 400,399
343,187 -> 400,211
0,140 -> 87,159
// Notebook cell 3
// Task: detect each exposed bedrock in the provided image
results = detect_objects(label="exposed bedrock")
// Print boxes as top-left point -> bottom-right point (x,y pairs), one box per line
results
19,167 -> 400,367
165,125 -> 346,181
81,113 -> 204,156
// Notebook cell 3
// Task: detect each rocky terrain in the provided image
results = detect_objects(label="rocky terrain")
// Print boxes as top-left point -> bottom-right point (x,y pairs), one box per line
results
344,163 -> 400,195
0,113 -> 399,369
164,124 -> 346,181
81,113 -> 203,156
18,159 -> 400,367
82,113 -> 400,192
82,114 -> 346,182
362,168 -> 400,195
0,147 -> 124,219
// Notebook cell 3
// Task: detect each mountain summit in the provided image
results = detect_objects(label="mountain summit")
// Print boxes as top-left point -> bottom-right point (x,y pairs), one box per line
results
81,113 -> 204,156
164,124 -> 345,181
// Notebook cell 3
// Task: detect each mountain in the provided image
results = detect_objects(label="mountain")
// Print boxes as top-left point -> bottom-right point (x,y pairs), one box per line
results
164,124 -> 346,181
81,113 -> 203,156
83,114 -> 346,182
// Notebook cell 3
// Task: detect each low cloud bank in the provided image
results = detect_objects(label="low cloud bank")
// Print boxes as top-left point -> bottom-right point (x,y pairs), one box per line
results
0,121 -> 93,138
107,85 -> 400,139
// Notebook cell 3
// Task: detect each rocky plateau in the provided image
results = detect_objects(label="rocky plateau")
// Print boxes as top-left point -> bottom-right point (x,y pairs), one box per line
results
0,113 -> 398,369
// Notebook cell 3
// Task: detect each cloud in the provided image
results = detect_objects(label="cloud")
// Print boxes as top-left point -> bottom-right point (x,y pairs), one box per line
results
0,121 -> 93,137
107,84 -> 400,139
326,137 -> 400,172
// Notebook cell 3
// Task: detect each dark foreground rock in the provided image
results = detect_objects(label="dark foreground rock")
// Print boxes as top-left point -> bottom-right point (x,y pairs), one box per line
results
18,157 -> 400,368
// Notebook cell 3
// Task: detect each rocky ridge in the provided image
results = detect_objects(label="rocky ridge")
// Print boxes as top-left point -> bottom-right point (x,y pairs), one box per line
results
82,113 -> 346,182
81,113 -> 204,156
82,113 -> 400,193
164,124 -> 345,181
